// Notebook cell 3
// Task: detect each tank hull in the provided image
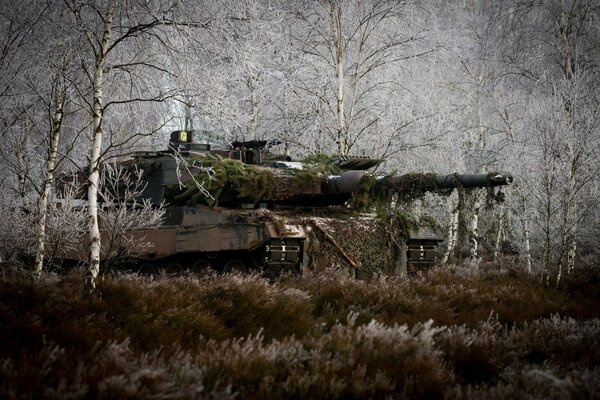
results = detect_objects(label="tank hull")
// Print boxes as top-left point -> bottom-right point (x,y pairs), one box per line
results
62,206 -> 306,275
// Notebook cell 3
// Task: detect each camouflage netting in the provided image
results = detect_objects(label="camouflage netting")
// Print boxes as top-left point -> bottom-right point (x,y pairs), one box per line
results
390,173 -> 452,202
351,172 -> 454,211
169,155 -> 325,206
165,152 -> 454,211
287,209 -> 436,276
219,208 -> 431,275
302,215 -> 396,275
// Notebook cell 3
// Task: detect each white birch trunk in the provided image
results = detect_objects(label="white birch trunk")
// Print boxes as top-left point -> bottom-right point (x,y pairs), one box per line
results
556,252 -> 563,287
543,237 -> 551,284
567,221 -> 577,274
248,76 -> 258,140
558,211 -> 570,286
469,190 -> 482,264
558,154 -> 578,285
493,212 -> 505,260
33,61 -> 65,280
86,0 -> 116,293
332,5 -> 346,155
184,94 -> 194,132
523,218 -> 532,273
542,187 -> 552,281
283,43 -> 291,158
559,185 -> 577,284
442,195 -> 459,264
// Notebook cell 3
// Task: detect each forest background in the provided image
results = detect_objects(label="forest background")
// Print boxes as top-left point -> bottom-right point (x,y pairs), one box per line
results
2,0 -> 599,282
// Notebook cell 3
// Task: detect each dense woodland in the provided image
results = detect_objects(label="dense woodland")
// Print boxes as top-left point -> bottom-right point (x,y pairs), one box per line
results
1,1 -> 600,398
1,0 -> 599,287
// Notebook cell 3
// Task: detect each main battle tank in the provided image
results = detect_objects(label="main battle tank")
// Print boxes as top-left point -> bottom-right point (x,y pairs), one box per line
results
62,130 -> 512,276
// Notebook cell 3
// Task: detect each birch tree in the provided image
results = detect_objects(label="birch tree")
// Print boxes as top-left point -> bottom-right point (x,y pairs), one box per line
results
287,0 -> 430,156
83,0 -> 116,291
33,56 -> 67,279
60,0 -> 203,291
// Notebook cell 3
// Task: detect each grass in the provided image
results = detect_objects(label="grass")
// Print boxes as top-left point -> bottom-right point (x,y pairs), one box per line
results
1,261 -> 599,399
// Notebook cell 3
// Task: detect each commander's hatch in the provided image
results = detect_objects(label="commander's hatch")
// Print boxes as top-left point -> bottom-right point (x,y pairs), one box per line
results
332,156 -> 384,171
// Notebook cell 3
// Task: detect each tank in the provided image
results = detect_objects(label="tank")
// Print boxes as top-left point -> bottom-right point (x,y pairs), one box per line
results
59,130 -> 513,276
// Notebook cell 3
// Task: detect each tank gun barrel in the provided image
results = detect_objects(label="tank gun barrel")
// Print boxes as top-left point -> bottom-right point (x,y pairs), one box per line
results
324,172 -> 513,194
433,172 -> 513,189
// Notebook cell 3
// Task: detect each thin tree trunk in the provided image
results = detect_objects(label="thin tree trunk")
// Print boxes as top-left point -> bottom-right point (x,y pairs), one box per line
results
454,187 -> 467,263
184,94 -> 194,132
560,0 -> 573,81
523,218 -> 532,273
558,211 -> 568,285
558,0 -> 578,283
559,178 -> 577,285
331,4 -> 346,155
556,248 -> 563,287
542,176 -> 553,283
248,76 -> 258,140
442,194 -> 459,264
86,0 -> 116,293
469,190 -> 482,265
33,59 -> 65,280
493,211 -> 505,260
567,221 -> 577,274
17,114 -> 30,209
282,44 -> 290,158
543,230 -> 551,284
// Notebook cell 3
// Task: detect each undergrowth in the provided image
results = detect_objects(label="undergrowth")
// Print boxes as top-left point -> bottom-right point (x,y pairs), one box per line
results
1,263 -> 599,399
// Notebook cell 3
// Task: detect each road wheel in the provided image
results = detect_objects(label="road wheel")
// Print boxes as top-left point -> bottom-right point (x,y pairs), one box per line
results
165,262 -> 184,276
190,258 -> 213,276
223,258 -> 248,274
138,263 -> 159,277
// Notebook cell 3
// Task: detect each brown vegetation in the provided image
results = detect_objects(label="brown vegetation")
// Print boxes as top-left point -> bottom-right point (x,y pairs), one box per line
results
1,263 -> 599,399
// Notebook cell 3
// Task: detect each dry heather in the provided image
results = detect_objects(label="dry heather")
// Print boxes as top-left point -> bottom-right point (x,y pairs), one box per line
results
1,263 -> 599,399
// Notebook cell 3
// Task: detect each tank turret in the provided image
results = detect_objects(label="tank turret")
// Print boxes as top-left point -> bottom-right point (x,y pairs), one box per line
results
153,131 -> 512,207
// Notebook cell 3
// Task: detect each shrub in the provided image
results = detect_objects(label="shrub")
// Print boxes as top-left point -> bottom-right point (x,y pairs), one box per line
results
1,263 -> 600,398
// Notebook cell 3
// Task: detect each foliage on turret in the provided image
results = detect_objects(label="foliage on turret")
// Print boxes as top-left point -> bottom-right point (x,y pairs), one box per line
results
351,172 -> 454,211
301,153 -> 341,175
166,154 -> 326,206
